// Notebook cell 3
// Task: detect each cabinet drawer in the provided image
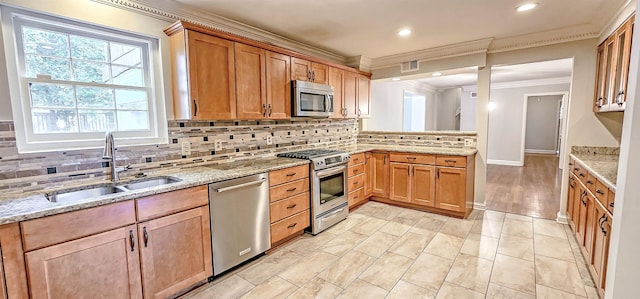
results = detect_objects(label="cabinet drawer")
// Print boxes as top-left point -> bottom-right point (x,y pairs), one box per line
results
390,153 -> 435,165
269,178 -> 309,202
348,163 -> 365,177
348,174 -> 365,192
607,189 -> 615,214
270,192 -> 310,223
269,164 -> 309,186
21,201 -> 136,252
436,155 -> 467,167
348,188 -> 365,207
573,163 -> 588,184
270,210 -> 310,244
594,180 -> 609,207
586,173 -> 597,194
349,153 -> 365,166
137,185 -> 209,222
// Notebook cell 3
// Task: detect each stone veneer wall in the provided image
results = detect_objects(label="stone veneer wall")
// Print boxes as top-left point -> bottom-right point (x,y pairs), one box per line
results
0,119 -> 358,194
358,131 -> 477,148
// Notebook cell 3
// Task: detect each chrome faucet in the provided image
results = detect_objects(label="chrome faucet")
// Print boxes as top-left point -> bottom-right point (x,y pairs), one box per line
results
103,131 -> 129,182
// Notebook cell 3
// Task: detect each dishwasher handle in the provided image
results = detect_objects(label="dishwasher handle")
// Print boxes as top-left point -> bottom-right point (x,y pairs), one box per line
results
214,178 -> 267,193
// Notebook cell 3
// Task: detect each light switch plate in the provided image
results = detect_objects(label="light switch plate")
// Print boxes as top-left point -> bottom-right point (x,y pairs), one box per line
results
181,142 -> 191,155
464,139 -> 474,147
214,140 -> 223,151
266,135 -> 273,145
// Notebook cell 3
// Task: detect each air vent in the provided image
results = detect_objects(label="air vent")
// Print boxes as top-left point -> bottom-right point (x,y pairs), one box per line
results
470,92 -> 478,98
401,60 -> 419,73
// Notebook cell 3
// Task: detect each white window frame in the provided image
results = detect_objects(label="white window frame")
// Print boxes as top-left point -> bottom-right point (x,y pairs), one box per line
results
1,6 -> 167,153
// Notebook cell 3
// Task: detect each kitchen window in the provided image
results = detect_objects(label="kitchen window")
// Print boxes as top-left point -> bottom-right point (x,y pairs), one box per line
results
1,7 -> 167,152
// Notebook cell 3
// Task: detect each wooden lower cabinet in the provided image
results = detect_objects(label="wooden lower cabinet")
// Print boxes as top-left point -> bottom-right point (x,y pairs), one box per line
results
364,152 -> 374,198
435,167 -> 467,212
389,162 -> 411,203
412,165 -> 436,207
371,152 -> 390,197
591,201 -> 612,297
138,206 -> 212,299
25,225 -> 143,299
576,187 -> 589,245
0,223 -> 28,299
0,254 -> 5,299
269,165 -> 311,245
567,174 -> 578,230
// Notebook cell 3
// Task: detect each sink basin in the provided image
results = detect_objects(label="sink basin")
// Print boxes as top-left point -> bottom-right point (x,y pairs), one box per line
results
120,176 -> 181,191
45,185 -> 127,202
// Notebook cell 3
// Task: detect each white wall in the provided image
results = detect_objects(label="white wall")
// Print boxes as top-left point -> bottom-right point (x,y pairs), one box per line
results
436,88 -> 461,130
487,83 -> 570,165
525,95 -> 562,152
460,90 -> 476,131
364,80 -> 434,131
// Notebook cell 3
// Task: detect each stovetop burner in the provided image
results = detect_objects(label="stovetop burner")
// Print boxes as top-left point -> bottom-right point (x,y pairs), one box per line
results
277,149 -> 350,170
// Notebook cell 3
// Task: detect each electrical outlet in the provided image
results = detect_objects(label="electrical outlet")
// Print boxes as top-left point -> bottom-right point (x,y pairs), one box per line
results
464,139 -> 474,147
266,135 -> 273,145
181,142 -> 191,156
214,140 -> 223,151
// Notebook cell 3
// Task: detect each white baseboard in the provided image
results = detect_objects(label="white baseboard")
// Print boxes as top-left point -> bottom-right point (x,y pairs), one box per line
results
473,201 -> 487,211
525,149 -> 557,154
556,211 -> 569,224
487,159 -> 523,166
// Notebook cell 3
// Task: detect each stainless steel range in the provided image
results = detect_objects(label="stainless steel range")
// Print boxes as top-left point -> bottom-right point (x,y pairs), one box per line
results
278,149 -> 350,234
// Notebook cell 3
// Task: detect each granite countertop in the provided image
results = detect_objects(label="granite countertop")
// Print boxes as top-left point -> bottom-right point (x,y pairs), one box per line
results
0,143 -> 476,225
570,153 -> 618,191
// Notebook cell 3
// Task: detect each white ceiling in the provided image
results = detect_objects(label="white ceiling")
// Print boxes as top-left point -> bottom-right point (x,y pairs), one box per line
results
397,58 -> 573,89
173,0 -> 627,58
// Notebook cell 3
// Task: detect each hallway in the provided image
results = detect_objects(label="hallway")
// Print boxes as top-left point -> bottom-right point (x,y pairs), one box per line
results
486,154 -> 562,219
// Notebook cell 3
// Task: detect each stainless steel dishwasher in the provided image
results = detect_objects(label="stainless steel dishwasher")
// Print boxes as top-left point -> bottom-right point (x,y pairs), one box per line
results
209,173 -> 270,275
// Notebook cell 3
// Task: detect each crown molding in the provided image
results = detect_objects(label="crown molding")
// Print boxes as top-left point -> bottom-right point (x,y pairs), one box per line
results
401,80 -> 436,93
370,38 -> 493,70
462,76 -> 572,91
487,24 -> 599,53
90,0 -> 348,64
346,55 -> 373,72
597,0 -> 635,42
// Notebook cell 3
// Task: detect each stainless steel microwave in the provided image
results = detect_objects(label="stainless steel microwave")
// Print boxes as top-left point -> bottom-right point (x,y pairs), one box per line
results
292,80 -> 334,117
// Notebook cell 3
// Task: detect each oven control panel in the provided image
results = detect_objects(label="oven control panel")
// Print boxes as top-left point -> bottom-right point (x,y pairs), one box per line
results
311,154 -> 350,170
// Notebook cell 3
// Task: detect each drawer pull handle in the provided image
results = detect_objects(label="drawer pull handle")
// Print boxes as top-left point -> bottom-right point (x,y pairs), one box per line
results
286,187 -> 297,192
445,159 -> 456,163
406,157 -> 416,160
596,189 -> 605,195
353,158 -> 359,162
568,162 -> 574,166
353,196 -> 359,199
129,230 -> 135,252
609,202 -> 615,208
353,181 -> 359,185
587,180 -> 594,185
353,169 -> 359,174
579,173 -> 586,177
285,173 -> 296,177
143,227 -> 149,248
286,204 -> 297,209
574,167 -> 579,171
288,223 -> 297,229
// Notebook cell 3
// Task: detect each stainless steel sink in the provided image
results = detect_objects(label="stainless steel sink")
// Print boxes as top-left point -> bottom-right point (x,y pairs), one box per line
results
120,176 -> 181,191
45,185 -> 127,202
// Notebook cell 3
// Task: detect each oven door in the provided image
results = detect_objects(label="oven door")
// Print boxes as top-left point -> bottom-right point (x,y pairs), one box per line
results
294,88 -> 333,117
312,164 -> 348,215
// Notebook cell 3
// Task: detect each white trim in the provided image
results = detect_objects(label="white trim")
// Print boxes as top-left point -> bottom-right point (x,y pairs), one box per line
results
521,92 -> 568,167
487,159 -> 523,166
463,77 -> 571,92
524,149 -> 558,154
555,211 -> 569,224
401,80 -> 436,93
473,202 -> 487,211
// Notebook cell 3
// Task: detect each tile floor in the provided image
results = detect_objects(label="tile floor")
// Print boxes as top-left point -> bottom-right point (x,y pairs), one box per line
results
184,201 -> 599,299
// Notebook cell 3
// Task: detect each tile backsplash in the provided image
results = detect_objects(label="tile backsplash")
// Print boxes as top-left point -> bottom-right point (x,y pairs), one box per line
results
358,131 -> 477,148
0,119 -> 358,194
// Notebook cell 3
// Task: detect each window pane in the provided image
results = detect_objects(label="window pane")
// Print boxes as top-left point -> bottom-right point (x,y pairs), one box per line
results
70,35 -> 107,62
117,110 -> 149,131
76,86 -> 114,108
112,66 -> 143,86
110,43 -> 142,66
78,110 -> 116,132
72,60 -> 110,83
115,89 -> 147,110
29,83 -> 75,108
25,55 -> 71,80
31,108 -> 77,133
22,27 -> 69,57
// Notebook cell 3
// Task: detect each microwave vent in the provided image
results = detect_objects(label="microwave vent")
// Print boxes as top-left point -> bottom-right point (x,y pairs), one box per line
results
401,60 -> 419,72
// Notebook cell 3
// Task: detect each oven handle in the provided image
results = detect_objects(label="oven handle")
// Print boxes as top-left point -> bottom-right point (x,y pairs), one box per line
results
315,165 -> 347,178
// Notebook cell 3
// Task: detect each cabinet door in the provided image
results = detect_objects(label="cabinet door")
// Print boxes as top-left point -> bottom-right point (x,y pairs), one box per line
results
138,206 -> 212,299
291,57 -> 312,81
591,202 -> 611,295
389,163 -> 411,203
584,192 -> 596,261
567,174 -> 577,229
25,225 -> 143,299
412,165 -> 436,207
329,67 -> 345,118
0,249 -> 5,299
364,152 -> 374,197
435,167 -> 466,212
602,36 -> 616,110
266,51 -> 291,119
372,152 -> 389,197
311,63 -> 329,84
594,43 -> 607,112
235,43 -> 266,120
357,75 -> 371,118
343,71 -> 358,118
187,30 -> 236,120
610,17 -> 634,111
576,188 -> 588,245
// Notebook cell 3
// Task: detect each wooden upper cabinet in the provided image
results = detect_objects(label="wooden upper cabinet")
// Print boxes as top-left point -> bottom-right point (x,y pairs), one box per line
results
25,225 -> 143,299
435,167 -> 466,212
167,29 -> 236,120
266,51 -> 291,119
235,43 -> 266,120
291,57 -> 328,83
412,165 -> 436,207
138,206 -> 212,299
594,43 -> 607,112
357,75 -> 371,118
371,152 -> 390,197
343,71 -> 359,118
389,163 -> 411,203
329,67 -> 345,118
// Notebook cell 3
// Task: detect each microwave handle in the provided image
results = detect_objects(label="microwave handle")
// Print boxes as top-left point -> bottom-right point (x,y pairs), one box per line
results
326,94 -> 333,112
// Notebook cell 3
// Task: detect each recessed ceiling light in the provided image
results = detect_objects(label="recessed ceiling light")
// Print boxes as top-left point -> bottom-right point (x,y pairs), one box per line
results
516,3 -> 538,12
391,78 -> 401,81
398,28 -> 412,36
432,72 -> 442,77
